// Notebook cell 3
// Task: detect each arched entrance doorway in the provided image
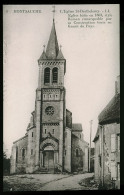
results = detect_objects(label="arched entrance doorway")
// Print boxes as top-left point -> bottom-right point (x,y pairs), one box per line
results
40,137 -> 59,173
43,145 -> 54,171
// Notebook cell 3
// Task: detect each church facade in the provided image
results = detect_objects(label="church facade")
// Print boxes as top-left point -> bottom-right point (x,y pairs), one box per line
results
10,18 -> 89,174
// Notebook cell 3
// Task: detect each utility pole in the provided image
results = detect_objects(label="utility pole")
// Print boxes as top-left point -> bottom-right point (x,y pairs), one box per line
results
89,120 -> 93,172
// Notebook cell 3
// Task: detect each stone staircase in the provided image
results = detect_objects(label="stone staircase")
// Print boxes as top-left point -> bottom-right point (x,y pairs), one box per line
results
34,166 -> 54,174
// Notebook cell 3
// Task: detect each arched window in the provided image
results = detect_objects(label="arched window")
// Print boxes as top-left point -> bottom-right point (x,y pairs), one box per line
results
52,67 -> 58,83
44,68 -> 50,84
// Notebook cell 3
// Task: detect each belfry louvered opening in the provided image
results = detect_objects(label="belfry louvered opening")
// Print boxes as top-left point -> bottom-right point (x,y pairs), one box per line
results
44,68 -> 50,84
52,67 -> 58,83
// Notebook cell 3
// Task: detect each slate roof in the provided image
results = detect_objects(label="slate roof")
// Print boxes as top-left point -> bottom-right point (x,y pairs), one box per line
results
98,93 -> 120,125
72,123 -> 82,131
57,49 -> 65,59
39,51 -> 47,60
13,134 -> 28,144
38,20 -> 65,60
45,20 -> 59,59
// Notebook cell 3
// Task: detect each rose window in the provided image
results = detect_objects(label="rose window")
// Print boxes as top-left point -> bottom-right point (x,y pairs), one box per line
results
45,106 -> 54,115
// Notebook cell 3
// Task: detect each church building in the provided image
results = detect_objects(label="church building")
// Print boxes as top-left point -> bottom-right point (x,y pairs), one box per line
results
10,16 -> 89,174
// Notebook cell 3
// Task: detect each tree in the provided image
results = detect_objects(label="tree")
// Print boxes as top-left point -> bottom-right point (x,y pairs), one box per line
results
3,150 -> 10,175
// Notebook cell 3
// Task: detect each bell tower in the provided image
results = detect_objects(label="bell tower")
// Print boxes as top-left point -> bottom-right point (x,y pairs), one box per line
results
37,20 -> 66,89
35,17 -> 66,171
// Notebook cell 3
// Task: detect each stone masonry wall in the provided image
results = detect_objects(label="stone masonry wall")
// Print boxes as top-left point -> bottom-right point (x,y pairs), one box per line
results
94,138 -> 101,182
10,135 -> 28,174
26,127 -> 36,173
94,122 -> 120,188
72,134 -> 88,172
103,123 -> 120,187
64,127 -> 71,172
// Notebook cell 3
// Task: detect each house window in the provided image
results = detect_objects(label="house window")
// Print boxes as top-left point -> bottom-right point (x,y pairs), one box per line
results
99,154 -> 102,167
22,148 -> 25,159
31,149 -> 33,155
80,134 -> 81,139
44,68 -> 50,84
111,162 -> 116,180
45,129 -> 46,134
52,67 -> 58,83
117,134 -> 120,151
111,134 -> 116,152
52,129 -> 54,134
76,149 -> 79,157
32,132 -> 33,137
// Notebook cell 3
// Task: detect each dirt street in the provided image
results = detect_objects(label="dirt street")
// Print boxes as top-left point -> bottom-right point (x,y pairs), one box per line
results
3,173 -> 95,191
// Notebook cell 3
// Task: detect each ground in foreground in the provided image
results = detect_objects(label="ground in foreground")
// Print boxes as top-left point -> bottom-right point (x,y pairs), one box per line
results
3,172 -> 97,191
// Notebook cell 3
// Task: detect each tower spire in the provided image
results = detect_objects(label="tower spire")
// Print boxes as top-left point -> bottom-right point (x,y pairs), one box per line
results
45,7 -> 59,59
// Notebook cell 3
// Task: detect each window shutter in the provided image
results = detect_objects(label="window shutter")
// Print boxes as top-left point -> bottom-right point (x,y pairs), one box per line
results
111,162 -> 116,180
111,134 -> 116,152
99,135 -> 101,154
117,163 -> 120,180
117,134 -> 120,151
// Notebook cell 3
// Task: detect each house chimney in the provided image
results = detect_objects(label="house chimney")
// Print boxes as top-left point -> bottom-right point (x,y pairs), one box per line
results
115,75 -> 120,94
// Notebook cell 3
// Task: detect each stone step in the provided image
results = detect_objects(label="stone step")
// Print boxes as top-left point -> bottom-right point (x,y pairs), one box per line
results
34,167 -> 55,174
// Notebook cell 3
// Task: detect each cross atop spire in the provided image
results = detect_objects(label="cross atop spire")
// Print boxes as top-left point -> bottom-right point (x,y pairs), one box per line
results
52,5 -> 56,21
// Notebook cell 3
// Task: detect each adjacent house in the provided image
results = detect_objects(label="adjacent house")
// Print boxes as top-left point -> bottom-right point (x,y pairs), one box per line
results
93,76 -> 120,189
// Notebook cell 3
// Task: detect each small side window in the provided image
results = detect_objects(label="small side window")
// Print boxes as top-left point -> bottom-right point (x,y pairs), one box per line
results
22,148 -> 25,160
76,149 -> 79,157
31,149 -> 33,155
16,147 -> 18,163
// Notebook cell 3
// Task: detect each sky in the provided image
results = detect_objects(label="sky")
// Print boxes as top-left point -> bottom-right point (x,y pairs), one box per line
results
3,4 -> 119,157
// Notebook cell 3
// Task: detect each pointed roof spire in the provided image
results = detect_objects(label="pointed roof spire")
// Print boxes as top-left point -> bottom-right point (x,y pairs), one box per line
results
39,50 -> 47,60
39,45 -> 47,60
45,8 -> 59,59
57,45 -> 65,59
